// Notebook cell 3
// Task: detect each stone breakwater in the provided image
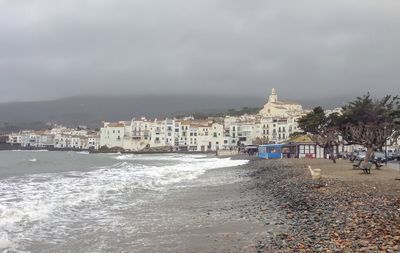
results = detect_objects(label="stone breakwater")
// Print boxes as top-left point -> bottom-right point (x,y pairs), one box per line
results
247,159 -> 400,252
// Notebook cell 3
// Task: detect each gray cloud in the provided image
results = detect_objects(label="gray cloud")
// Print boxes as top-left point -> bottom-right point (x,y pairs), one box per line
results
0,0 -> 399,102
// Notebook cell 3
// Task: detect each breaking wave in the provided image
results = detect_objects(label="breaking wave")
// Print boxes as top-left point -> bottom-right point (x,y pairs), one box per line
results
0,155 -> 247,251
114,153 -> 207,162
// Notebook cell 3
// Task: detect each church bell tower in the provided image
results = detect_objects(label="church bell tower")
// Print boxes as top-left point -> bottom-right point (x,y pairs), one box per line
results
268,88 -> 278,103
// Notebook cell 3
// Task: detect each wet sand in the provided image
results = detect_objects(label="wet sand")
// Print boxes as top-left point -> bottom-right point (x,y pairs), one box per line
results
127,161 -> 287,253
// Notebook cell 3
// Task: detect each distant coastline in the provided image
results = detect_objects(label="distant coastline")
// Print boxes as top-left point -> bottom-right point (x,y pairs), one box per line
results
0,143 -> 218,155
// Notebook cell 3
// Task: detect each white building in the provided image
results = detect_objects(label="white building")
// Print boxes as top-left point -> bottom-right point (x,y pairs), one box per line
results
259,88 -> 304,117
87,133 -> 100,150
99,122 -> 125,149
99,118 -> 225,152
96,89 -> 309,152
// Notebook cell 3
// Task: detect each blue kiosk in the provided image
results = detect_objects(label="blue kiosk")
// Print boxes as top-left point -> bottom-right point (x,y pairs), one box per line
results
258,144 -> 285,159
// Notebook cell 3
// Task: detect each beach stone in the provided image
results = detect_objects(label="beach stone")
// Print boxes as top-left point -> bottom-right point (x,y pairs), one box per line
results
245,159 -> 400,252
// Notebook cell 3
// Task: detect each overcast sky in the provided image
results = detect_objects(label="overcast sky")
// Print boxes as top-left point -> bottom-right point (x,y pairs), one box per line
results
0,0 -> 399,103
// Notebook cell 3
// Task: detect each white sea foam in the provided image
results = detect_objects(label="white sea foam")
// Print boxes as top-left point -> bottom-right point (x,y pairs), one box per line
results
0,155 -> 247,250
77,151 -> 90,155
0,232 -> 12,249
28,158 -> 38,162
114,153 -> 207,162
11,149 -> 48,152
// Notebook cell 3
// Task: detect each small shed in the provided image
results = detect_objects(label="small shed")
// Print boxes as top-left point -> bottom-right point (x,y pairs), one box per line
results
258,144 -> 290,159
285,135 -> 324,159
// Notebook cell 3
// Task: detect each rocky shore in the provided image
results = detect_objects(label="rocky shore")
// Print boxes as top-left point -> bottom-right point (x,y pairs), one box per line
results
247,159 -> 400,252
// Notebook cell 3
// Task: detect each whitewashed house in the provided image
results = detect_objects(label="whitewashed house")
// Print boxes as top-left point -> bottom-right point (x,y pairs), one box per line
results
100,122 -> 125,149
87,134 -> 100,150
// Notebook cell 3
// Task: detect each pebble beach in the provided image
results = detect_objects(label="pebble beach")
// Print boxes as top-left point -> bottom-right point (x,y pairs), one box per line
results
246,158 -> 400,252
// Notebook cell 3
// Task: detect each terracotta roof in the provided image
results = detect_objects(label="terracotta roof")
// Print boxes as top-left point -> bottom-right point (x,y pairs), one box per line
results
176,120 -> 192,125
273,106 -> 288,110
107,122 -> 125,127
288,135 -> 314,143
271,100 -> 300,105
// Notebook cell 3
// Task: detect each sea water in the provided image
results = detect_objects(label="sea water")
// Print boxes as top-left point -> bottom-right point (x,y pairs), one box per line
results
0,151 -> 247,252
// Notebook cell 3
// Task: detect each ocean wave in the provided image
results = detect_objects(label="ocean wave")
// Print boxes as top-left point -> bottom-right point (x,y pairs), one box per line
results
0,156 -> 247,250
76,151 -> 90,155
114,153 -> 207,162
11,149 -> 49,152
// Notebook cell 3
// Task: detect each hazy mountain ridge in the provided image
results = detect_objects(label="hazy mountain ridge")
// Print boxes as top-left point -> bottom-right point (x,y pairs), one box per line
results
0,95 -> 348,130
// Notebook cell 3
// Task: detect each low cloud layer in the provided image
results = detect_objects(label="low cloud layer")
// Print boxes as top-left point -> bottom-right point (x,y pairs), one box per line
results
1,0 -> 399,102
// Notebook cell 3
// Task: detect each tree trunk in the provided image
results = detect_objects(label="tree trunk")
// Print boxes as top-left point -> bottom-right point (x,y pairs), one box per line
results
364,146 -> 374,165
331,147 -> 336,163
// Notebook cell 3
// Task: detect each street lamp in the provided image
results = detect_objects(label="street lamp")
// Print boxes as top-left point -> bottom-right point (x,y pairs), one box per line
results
394,118 -> 400,180
384,125 -> 387,166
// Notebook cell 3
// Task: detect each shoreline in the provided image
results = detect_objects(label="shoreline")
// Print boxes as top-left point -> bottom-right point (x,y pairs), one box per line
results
0,149 -> 215,155
122,158 -> 288,253
0,146 -> 218,155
